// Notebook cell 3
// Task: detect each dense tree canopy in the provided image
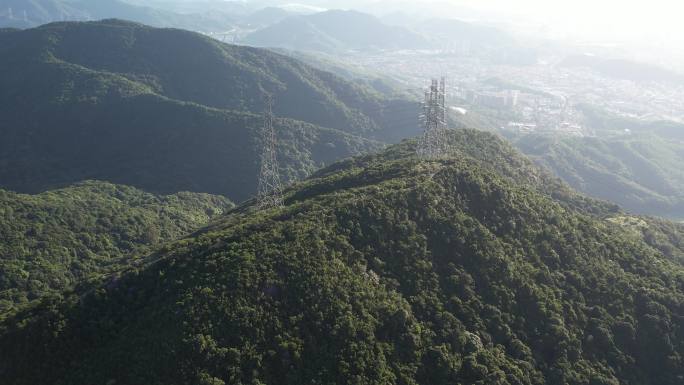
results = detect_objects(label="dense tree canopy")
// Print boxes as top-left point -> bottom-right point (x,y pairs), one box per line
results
1,130 -> 681,385
515,132 -> 684,220
0,19 -> 410,200
0,181 -> 232,316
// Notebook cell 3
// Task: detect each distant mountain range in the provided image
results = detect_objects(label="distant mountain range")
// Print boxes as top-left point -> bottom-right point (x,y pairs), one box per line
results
244,10 -> 430,52
242,10 -> 536,64
241,6 -> 291,27
122,0 -> 256,16
1,1 -> 535,64
0,0 -> 243,31
514,129 -> 684,220
0,20 -> 420,201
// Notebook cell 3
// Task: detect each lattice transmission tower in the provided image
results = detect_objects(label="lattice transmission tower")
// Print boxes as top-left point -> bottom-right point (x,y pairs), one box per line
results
256,94 -> 284,209
417,77 -> 448,158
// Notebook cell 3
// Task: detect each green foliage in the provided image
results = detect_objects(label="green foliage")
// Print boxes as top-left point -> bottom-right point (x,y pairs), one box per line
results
606,215 -> 684,265
0,181 -> 232,316
1,130 -> 681,385
515,133 -> 684,219
0,20 -> 412,200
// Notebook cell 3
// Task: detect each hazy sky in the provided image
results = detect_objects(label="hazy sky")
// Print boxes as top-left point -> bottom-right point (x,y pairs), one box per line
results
276,0 -> 684,44
421,0 -> 684,44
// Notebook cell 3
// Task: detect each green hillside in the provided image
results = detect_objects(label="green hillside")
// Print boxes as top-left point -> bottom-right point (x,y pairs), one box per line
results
18,19 -> 417,135
0,180 -> 232,316
515,133 -> 684,219
245,15 -> 346,53
1,130 -> 681,385
0,20 -> 409,200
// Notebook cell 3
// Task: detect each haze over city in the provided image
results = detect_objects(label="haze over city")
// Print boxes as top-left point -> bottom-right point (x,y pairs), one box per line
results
149,0 -> 684,67
0,1 -> 683,384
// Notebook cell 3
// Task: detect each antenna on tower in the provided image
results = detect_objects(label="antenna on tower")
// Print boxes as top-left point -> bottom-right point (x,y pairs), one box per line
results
256,93 -> 284,209
417,77 -> 448,158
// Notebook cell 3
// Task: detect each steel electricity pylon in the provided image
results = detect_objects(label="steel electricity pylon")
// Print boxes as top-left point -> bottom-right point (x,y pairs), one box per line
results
417,77 -> 448,158
256,94 -> 284,209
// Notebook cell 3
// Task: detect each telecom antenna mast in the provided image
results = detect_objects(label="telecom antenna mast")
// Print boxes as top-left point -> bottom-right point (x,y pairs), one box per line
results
256,94 -> 284,209
417,77 -> 448,158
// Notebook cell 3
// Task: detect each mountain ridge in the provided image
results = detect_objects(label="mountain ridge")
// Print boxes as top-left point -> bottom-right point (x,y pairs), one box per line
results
514,132 -> 684,219
0,19 -> 415,200
0,0 -> 236,31
1,130 -> 681,385
243,9 -> 430,52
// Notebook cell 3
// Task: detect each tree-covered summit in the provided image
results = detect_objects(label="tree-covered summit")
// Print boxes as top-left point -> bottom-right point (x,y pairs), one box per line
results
1,130 -> 682,385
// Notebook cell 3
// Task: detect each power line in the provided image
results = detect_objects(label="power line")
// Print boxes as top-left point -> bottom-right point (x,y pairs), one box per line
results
257,93 -> 284,210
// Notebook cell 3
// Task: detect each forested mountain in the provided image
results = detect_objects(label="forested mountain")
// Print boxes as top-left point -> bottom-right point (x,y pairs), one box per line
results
0,180 -> 231,316
1,130 -> 682,385
0,20 -> 416,200
515,133 -> 684,220
460,101 -> 684,220
243,9 -> 430,52
0,0 -> 236,31
269,48 -> 408,96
